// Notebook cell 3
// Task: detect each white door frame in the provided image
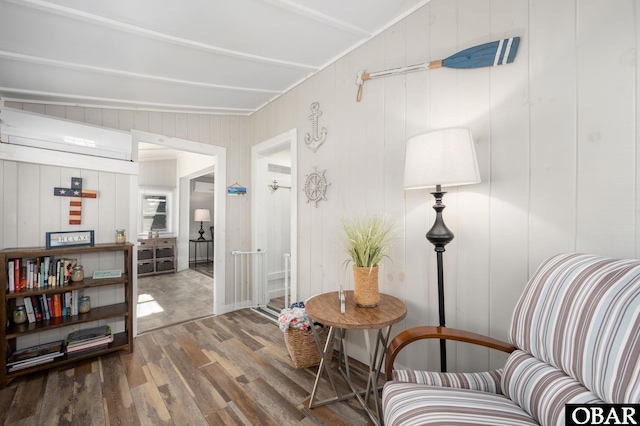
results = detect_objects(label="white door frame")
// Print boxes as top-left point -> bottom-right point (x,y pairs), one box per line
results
132,130 -> 227,316
251,129 -> 298,306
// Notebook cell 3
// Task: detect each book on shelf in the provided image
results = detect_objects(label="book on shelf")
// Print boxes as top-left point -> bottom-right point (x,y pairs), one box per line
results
23,297 -> 36,323
8,353 -> 63,372
47,296 -> 54,319
7,340 -> 65,368
41,257 -> 49,289
66,344 -> 109,359
40,294 -> 50,320
19,265 -> 26,291
30,296 -> 42,321
66,325 -> 113,354
26,260 -> 31,289
53,294 -> 62,318
63,292 -> 71,317
5,256 -> 86,292
7,260 -> 14,292
13,259 -> 20,291
66,336 -> 113,353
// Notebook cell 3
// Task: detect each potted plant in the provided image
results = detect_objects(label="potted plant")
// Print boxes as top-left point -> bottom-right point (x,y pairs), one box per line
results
339,213 -> 395,307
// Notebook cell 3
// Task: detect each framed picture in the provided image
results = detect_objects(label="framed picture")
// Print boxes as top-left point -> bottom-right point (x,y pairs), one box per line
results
46,230 -> 95,249
227,184 -> 247,197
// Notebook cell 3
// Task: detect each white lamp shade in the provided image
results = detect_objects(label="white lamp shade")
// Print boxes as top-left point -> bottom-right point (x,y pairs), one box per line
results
404,128 -> 481,190
194,208 -> 211,222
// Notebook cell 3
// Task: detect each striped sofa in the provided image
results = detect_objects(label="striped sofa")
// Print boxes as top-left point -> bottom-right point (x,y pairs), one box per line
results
382,253 -> 640,425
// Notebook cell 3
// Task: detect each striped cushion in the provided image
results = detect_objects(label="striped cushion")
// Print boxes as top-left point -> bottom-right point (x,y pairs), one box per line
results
392,369 -> 504,394
382,382 -> 539,426
502,350 -> 604,426
508,253 -> 640,404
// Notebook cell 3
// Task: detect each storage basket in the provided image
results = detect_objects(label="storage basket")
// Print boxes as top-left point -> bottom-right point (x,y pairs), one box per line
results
284,325 -> 333,369
156,247 -> 173,258
156,259 -> 174,271
138,249 -> 153,260
137,262 -> 153,274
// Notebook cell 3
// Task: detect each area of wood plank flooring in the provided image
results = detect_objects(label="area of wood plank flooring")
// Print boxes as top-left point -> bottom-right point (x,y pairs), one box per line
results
0,306 -> 379,425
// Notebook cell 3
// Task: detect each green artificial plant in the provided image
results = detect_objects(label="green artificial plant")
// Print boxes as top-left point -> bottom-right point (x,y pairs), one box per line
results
339,212 -> 395,269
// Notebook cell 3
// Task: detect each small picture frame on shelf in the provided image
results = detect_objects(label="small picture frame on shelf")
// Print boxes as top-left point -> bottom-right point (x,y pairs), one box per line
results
46,230 -> 95,249
92,269 -> 122,279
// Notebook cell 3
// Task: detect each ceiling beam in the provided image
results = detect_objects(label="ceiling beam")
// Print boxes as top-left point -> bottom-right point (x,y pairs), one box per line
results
257,0 -> 371,38
5,0 -> 319,71
0,88 -> 255,115
0,51 -> 282,95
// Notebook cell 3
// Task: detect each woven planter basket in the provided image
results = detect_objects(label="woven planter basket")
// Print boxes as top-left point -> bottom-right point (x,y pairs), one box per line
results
353,265 -> 380,307
284,326 -> 333,369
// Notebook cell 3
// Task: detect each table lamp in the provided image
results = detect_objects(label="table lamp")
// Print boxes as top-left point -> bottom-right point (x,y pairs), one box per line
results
194,208 -> 211,241
404,127 -> 481,372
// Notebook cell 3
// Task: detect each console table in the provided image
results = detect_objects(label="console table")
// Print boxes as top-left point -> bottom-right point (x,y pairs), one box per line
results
305,290 -> 407,425
137,236 -> 176,276
189,239 -> 213,267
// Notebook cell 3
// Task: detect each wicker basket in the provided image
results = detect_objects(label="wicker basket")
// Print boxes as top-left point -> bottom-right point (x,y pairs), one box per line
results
284,326 -> 333,369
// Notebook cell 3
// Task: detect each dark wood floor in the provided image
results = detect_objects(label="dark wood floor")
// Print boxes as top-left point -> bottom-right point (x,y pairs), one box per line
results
0,309 -> 377,425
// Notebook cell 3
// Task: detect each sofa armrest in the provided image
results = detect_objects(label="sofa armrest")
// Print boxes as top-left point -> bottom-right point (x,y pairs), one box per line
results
385,326 -> 516,379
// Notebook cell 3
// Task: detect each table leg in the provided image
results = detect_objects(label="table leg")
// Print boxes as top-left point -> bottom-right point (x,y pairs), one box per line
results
309,327 -> 360,408
309,325 -> 339,407
308,325 -> 394,426
351,327 -> 395,425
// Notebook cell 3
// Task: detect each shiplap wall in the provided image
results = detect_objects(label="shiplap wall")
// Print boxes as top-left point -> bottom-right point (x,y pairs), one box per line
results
249,0 -> 640,371
0,162 -> 131,348
139,159 -> 177,188
2,103 -> 251,310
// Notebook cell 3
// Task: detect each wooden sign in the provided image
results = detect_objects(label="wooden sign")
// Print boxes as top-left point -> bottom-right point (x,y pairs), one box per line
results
53,177 -> 98,224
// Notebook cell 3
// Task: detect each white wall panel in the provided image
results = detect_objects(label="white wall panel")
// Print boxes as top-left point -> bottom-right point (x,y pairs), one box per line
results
576,0 -> 636,259
488,0 -> 530,370
318,64 -> 339,297
403,3 -> 431,351
455,0 -> 493,373
330,53 -> 352,296
528,0 -> 577,271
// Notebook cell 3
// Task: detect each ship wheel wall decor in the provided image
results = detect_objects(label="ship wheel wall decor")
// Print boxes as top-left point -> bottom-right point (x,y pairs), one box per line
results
304,167 -> 330,207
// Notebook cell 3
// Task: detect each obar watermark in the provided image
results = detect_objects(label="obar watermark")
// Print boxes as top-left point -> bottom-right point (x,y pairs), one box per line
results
566,404 -> 640,426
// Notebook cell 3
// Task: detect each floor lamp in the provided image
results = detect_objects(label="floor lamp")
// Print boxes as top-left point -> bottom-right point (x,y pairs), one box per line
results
403,128 -> 481,372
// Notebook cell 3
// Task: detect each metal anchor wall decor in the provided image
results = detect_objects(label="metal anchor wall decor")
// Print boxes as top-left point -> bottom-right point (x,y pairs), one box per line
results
304,102 -> 327,152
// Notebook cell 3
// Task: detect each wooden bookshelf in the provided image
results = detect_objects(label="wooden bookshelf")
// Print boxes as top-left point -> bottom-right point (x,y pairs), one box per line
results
0,243 -> 134,387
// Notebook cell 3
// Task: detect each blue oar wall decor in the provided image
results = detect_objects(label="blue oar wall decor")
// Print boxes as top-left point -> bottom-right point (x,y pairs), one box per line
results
355,37 -> 520,102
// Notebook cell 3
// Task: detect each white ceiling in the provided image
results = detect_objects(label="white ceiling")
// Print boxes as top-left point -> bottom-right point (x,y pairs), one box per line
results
0,0 -> 429,116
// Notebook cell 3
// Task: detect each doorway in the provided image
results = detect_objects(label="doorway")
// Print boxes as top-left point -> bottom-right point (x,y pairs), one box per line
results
132,130 -> 227,336
251,129 -> 298,317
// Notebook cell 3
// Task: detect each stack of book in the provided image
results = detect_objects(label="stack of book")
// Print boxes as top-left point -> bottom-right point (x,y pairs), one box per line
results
6,340 -> 65,372
66,325 -> 113,358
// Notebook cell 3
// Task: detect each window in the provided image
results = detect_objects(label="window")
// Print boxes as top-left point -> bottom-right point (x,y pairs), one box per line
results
139,188 -> 173,235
